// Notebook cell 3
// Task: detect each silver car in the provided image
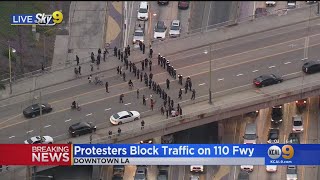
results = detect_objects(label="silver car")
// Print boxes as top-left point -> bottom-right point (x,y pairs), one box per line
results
292,115 -> 303,133
286,165 -> 297,180
133,28 -> 144,44
169,20 -> 181,38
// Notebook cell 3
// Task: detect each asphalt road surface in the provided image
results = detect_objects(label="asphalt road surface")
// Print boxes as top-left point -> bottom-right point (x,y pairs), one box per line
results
1,19 -> 320,144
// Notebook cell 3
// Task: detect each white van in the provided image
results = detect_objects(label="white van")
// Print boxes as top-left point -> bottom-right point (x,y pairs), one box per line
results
137,2 -> 149,21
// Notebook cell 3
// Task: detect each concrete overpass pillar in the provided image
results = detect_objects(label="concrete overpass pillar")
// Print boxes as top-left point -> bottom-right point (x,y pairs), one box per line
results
218,121 -> 224,144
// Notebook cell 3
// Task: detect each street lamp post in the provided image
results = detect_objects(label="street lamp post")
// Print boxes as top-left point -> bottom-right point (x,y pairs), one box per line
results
204,45 -> 213,104
8,43 -> 16,94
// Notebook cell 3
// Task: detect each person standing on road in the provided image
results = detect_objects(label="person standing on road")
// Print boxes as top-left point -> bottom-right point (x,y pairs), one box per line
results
76,55 -> 80,65
191,89 -> 196,100
166,79 -> 170,89
120,51 -> 124,62
105,82 -> 109,93
184,83 -> 188,94
142,43 -> 146,54
179,107 -> 182,116
179,88 -> 182,100
129,61 -> 132,72
114,47 -> 117,56
141,60 -> 145,71
74,67 -> 79,77
98,48 -> 101,55
140,72 -> 143,82
143,95 -> 146,105
158,54 -> 161,65
108,130 -> 112,138
137,89 -> 139,99
139,41 -> 143,51
166,109 -> 169,118
149,48 -> 153,58
117,128 -> 121,136
161,106 -> 164,115
141,120 -> 145,130
91,52 -> 95,63
151,100 -> 154,111
119,94 -> 124,103
171,99 -> 174,108
149,60 -> 152,71
189,80 -> 192,91
137,69 -> 140,80
117,49 -> 121,60
90,62 -> 94,71
127,45 -> 131,56
144,58 -> 148,68
122,72 -> 126,81
78,66 -> 81,75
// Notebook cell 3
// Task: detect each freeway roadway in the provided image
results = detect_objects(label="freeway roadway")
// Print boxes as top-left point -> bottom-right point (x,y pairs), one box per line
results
2,17 -> 320,144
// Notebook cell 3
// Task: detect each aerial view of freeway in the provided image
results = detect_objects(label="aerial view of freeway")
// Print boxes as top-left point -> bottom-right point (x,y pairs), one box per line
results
1,1 -> 320,180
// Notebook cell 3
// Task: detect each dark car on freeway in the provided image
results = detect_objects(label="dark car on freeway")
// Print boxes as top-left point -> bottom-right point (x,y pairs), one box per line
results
178,1 -> 190,9
253,74 -> 283,88
69,122 -> 96,137
302,61 -> 320,74
157,169 -> 168,180
267,128 -> 279,144
296,99 -> 307,113
158,1 -> 169,5
140,138 -> 153,144
286,133 -> 300,144
238,170 -> 249,180
271,105 -> 283,125
23,103 -> 53,118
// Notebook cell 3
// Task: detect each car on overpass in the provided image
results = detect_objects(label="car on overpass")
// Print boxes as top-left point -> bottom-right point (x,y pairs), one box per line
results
140,139 -> 153,144
237,170 -> 249,179
287,1 -> 296,9
23,103 -> 53,118
69,122 -> 96,137
266,1 -> 276,6
302,60 -> 320,74
253,74 -> 283,88
158,1 -> 169,5
295,99 -> 307,113
178,1 -> 190,9
24,136 -> 53,144
110,111 -> 140,125
240,165 -> 253,172
286,133 -> 300,144
169,20 -> 181,38
266,165 -> 277,172
292,115 -> 303,133
271,105 -> 283,125
190,165 -> 204,173
154,21 -> 167,40
267,128 -> 279,144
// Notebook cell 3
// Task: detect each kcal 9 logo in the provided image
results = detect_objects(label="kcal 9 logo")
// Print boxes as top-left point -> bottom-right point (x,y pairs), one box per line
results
52,11 -> 63,24
268,145 -> 294,159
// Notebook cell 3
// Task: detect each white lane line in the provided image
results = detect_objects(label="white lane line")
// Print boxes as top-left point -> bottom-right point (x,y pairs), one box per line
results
218,78 -> 224,81
124,103 -> 131,106
252,70 -> 259,72
301,58 -> 308,61
269,65 -> 276,69
288,44 -> 297,48
198,83 -> 206,86
65,119 -> 71,122
86,113 -> 92,117
284,62 -> 291,64
44,125 -> 51,128
105,108 -> 112,111
236,74 -> 243,77
26,130 -> 33,134
9,136 -> 15,139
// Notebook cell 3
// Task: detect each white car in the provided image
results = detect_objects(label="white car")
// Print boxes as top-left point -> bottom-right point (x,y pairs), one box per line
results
169,20 -> 181,38
266,165 -> 277,172
154,21 -> 167,40
292,115 -> 303,133
110,111 -> 140,125
266,1 -> 276,6
240,165 -> 253,172
24,136 -> 53,144
137,2 -> 149,21
133,28 -> 144,44
286,165 -> 297,180
190,165 -> 204,172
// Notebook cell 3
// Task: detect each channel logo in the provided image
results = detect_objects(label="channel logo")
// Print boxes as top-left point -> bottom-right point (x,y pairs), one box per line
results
268,145 -> 294,159
11,11 -> 63,26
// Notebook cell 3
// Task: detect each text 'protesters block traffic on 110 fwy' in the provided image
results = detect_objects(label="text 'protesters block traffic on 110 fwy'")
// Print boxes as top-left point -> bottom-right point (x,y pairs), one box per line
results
1,144 -> 320,166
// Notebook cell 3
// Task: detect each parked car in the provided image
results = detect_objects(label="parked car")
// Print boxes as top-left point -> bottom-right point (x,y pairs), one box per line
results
137,2 -> 149,21
292,115 -> 303,133
267,128 -> 279,144
287,1 -> 296,9
178,1 -> 190,9
271,105 -> 283,125
295,99 -> 307,113
133,27 -> 144,44
158,1 -> 169,5
134,166 -> 147,180
190,165 -> 204,173
169,20 -> 181,38
23,103 -> 52,118
24,136 -> 53,144
266,1 -> 276,6
69,122 -> 96,137
302,61 -> 320,74
140,139 -> 153,144
238,170 -> 249,180
253,74 -> 283,88
286,165 -> 297,180
154,21 -> 167,40
110,111 -> 140,125
286,133 -> 300,144
266,165 -> 277,172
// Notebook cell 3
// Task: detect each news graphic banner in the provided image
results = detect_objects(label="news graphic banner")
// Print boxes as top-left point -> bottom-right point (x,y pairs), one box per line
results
11,11 -> 63,26
0,144 -> 320,165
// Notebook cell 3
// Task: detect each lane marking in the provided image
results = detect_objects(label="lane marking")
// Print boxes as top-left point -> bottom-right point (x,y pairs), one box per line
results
198,83 -> 206,86
236,74 -> 243,77
268,65 -> 276,69
86,113 -> 92,117
124,103 -> 131,106
26,130 -> 33,134
218,78 -> 224,81
0,114 -> 22,126
105,108 -> 112,111
65,119 -> 71,122
44,125 -> 51,128
288,44 -> 297,48
252,70 -> 259,72
301,58 -> 308,61
284,61 -> 291,64
9,136 -> 15,139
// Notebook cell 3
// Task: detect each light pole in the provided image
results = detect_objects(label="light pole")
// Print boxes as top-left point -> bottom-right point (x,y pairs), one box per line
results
148,12 -> 157,46
8,42 -> 16,94
204,45 -> 213,104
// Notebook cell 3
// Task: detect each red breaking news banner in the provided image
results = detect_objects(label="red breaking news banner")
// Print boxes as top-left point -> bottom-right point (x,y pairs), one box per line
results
0,144 -> 72,166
